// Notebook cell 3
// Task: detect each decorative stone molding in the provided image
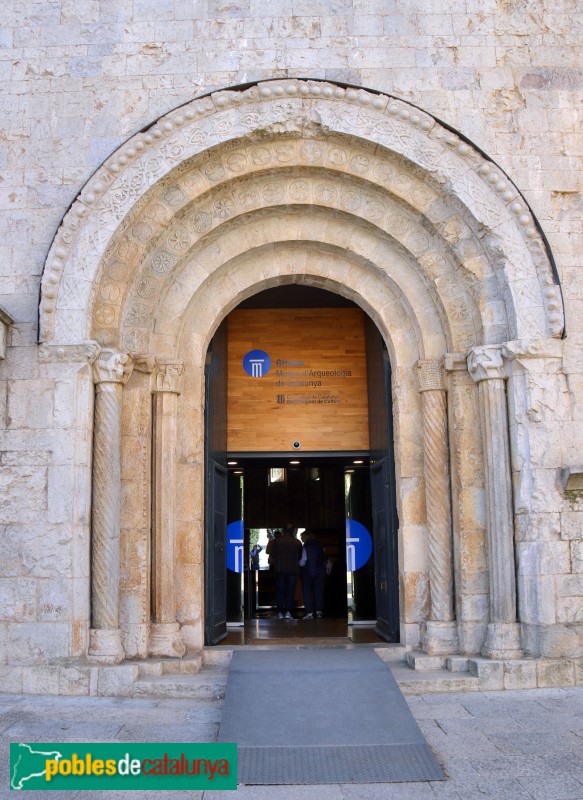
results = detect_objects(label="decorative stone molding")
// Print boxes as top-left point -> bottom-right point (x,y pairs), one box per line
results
467,345 -> 506,383
0,305 -> 13,359
541,281 -> 565,339
38,341 -> 100,364
39,78 -> 563,350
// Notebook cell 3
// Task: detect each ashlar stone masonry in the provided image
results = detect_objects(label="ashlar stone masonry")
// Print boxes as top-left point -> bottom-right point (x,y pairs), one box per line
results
0,1 -> 582,694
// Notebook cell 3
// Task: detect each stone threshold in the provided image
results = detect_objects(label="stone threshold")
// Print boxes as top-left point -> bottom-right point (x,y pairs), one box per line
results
0,651 -> 229,698
0,649 -> 582,697
391,651 -> 583,694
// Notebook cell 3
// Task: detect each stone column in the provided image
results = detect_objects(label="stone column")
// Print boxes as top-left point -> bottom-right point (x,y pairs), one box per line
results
88,350 -> 133,664
443,353 -> 489,656
119,355 -> 157,659
467,345 -> 523,659
149,360 -> 186,658
417,360 -> 459,655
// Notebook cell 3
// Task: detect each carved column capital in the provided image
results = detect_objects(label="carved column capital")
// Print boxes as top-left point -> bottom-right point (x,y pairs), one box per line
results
417,359 -> 445,392
467,345 -> 506,383
153,361 -> 184,394
93,350 -> 133,385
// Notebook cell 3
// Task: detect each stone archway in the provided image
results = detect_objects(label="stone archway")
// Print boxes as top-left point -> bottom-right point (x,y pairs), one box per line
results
38,79 -> 565,664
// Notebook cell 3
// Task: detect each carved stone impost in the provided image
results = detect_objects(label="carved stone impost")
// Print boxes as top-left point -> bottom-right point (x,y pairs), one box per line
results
38,340 -> 101,364
417,359 -> 445,392
153,360 -> 184,394
467,345 -> 506,383
443,352 -> 469,373
132,354 -> 159,374
502,338 -> 563,361
0,305 -> 13,360
93,349 -> 133,385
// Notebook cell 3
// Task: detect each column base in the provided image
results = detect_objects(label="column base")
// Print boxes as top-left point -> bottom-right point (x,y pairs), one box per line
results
481,622 -> 523,659
149,622 -> 186,658
87,628 -> 125,664
422,620 -> 459,655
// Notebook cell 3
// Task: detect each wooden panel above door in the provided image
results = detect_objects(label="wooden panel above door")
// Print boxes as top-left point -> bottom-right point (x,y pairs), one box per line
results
227,308 -> 369,452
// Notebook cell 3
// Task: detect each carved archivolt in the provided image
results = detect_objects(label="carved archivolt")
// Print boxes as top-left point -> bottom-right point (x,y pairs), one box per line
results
39,79 -> 563,354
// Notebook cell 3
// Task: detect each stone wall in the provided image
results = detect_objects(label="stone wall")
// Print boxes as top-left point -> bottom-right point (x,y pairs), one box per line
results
0,0 -> 582,673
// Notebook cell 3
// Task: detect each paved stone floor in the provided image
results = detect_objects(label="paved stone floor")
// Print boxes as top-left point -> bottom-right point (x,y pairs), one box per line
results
1,686 -> 583,799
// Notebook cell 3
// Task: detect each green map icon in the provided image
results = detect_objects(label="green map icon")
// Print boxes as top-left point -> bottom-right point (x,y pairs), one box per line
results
11,743 -> 64,790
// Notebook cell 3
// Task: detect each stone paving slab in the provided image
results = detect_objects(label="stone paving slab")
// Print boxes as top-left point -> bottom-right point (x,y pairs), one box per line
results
1,687 -> 583,797
433,715 -> 526,735
515,776 -> 583,800
487,730 -> 583,755
114,722 -> 219,742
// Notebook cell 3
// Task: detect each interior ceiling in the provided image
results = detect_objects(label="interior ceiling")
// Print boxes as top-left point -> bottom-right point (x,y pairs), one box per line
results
236,285 -> 358,309
227,455 -> 371,467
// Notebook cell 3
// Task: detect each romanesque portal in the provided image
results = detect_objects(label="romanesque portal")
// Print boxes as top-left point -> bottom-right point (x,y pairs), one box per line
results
37,79 -> 566,671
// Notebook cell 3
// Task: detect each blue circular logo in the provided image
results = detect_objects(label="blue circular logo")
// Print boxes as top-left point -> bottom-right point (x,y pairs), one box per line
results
243,349 -> 271,378
345,519 -> 373,571
227,520 -> 244,573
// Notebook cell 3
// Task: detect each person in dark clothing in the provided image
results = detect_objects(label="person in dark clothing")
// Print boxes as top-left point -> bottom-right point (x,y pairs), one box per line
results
250,543 -> 262,569
300,530 -> 327,619
265,525 -> 302,619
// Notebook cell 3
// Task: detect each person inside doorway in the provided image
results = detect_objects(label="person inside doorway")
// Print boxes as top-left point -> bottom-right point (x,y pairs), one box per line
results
266,525 -> 302,619
250,542 -> 262,569
300,530 -> 327,619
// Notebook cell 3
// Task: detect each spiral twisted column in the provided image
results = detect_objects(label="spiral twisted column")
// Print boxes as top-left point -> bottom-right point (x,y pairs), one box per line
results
468,345 -> 523,659
88,350 -> 133,664
149,361 -> 186,658
418,360 -> 459,655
